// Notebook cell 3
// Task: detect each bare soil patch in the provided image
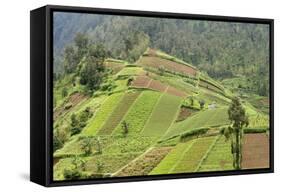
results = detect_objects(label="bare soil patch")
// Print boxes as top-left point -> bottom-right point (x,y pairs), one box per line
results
148,79 -> 167,92
138,56 -> 197,77
166,86 -> 187,98
176,107 -> 194,122
242,133 -> 270,169
54,92 -> 88,120
116,147 -> 172,176
131,76 -> 151,88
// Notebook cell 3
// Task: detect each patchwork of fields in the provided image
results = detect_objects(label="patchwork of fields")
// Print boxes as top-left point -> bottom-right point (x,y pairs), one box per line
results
53,48 -> 270,181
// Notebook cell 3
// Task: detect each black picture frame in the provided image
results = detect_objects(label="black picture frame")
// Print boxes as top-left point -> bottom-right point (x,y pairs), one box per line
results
30,4 -> 274,187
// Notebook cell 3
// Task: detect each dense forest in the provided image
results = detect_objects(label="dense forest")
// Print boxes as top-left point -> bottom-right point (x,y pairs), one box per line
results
54,12 -> 269,96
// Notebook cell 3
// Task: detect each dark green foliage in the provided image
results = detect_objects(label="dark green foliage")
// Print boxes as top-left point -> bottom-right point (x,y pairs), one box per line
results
53,135 -> 62,151
63,168 -> 81,180
61,87 -> 68,98
127,77 -> 134,86
80,137 -> 93,155
63,45 -> 78,73
180,127 -> 209,142
79,44 -> 107,91
223,97 -> 249,170
243,127 -> 268,134
199,100 -> 205,110
70,108 -> 93,136
121,120 -> 129,137
74,33 -> 89,59
54,14 -> 269,96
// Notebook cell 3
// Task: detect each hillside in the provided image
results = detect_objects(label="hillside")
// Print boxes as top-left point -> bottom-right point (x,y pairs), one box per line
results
53,48 -> 269,180
54,12 -> 269,97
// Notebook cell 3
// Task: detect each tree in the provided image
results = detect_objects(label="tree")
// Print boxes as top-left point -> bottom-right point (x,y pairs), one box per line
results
74,32 -> 90,59
190,96 -> 194,106
199,100 -> 205,110
158,65 -> 165,76
63,45 -> 77,73
223,97 -> 249,170
61,87 -> 68,98
95,137 -> 102,154
121,121 -> 129,137
79,44 -> 107,91
70,115 -> 80,135
80,137 -> 93,155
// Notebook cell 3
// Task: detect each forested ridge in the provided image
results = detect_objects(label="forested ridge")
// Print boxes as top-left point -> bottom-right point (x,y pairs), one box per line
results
54,12 -> 269,95
53,13 -> 270,180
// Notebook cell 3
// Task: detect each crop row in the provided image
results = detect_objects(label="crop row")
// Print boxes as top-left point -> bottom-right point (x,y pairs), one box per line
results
113,90 -> 161,135
164,107 -> 230,140
82,93 -> 124,136
141,94 -> 182,136
97,91 -> 140,135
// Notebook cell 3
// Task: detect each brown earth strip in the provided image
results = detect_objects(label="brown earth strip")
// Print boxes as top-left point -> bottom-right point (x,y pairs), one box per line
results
242,133 -> 270,169
54,92 -> 88,121
115,147 -> 172,177
176,107 -> 194,122
131,76 -> 151,88
149,79 -> 167,92
166,86 -> 187,98
138,56 -> 197,77
97,91 -> 140,135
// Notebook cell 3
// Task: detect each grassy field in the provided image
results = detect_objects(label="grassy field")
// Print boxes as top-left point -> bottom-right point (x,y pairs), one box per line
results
141,94 -> 182,136
197,136 -> 233,172
150,136 -> 217,174
116,66 -> 144,77
82,93 -> 124,136
97,91 -> 140,135
113,91 -> 161,135
163,107 -> 230,140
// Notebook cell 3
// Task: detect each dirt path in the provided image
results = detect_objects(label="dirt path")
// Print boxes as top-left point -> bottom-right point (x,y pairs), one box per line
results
242,133 -> 270,169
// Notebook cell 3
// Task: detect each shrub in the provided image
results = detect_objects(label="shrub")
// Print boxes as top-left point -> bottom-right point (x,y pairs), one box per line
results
243,127 -> 268,134
63,168 -> 81,180
180,127 -> 209,141
61,87 -> 68,98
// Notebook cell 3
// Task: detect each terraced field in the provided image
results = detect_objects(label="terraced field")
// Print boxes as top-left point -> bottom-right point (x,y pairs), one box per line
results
198,136 -> 233,172
115,147 -> 172,176
163,107 -> 230,140
131,76 -> 186,98
53,47 -> 270,181
113,91 -> 161,135
242,133 -> 270,169
82,93 -> 124,135
141,94 -> 182,136
150,136 -> 217,174
138,56 -> 197,77
97,91 -> 140,135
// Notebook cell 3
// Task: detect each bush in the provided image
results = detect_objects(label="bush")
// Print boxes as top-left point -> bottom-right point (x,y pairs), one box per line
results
70,108 -> 93,136
63,169 -> 81,180
243,127 -> 268,134
61,87 -> 68,98
180,127 -> 209,141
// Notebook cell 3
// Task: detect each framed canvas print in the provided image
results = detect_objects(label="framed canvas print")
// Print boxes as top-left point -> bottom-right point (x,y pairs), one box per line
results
30,5 -> 274,187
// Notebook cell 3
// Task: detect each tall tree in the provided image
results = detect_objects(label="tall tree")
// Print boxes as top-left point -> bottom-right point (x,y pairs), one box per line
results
223,97 -> 249,169
79,44 -> 107,91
